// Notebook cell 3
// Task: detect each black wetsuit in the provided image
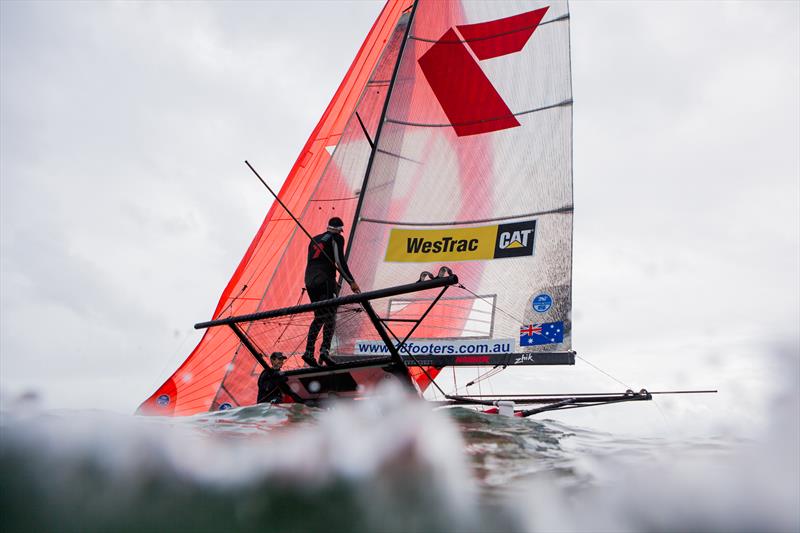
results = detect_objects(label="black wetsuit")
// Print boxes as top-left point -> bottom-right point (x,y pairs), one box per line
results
304,231 -> 354,356
257,370 -> 303,404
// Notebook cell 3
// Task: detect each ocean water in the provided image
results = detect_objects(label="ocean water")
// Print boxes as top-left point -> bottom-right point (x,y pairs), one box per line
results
1,381 -> 797,533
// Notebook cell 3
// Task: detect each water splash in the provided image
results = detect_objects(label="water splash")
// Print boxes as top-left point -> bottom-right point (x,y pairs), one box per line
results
2,347 -> 797,533
0,383 -> 484,532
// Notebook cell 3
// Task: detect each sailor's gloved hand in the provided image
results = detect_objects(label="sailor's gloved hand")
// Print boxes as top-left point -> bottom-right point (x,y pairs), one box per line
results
350,282 -> 361,294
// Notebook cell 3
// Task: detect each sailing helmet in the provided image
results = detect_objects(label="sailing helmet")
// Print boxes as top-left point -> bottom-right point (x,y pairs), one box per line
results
327,217 -> 344,232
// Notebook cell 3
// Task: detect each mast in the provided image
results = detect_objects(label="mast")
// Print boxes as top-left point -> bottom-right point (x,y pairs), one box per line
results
344,0 -> 420,262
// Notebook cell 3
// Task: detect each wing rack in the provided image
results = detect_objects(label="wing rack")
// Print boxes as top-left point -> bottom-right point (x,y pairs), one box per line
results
195,270 -> 459,401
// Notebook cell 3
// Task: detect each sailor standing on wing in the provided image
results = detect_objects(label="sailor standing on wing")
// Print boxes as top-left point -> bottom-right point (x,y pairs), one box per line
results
303,217 -> 360,367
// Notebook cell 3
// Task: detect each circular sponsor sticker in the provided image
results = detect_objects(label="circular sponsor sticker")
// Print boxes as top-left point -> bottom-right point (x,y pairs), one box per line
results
532,293 -> 553,313
219,403 -> 232,411
156,394 -> 170,407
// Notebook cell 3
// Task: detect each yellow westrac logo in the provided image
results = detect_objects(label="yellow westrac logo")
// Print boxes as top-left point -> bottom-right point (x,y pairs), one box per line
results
384,220 -> 536,263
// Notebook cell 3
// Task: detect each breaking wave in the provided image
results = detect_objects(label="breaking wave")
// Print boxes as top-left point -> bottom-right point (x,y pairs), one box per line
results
1,350 -> 798,533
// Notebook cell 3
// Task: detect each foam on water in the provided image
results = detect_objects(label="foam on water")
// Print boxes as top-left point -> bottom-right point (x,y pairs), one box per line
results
0,383 -> 493,532
1,350 -> 798,533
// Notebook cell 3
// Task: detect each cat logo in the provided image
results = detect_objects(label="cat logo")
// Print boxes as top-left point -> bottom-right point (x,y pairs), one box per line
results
498,229 -> 533,249
385,220 -> 536,262
494,220 -> 536,259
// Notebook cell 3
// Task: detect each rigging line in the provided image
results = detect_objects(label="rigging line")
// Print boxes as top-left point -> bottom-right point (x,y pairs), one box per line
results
284,328 -> 311,365
466,365 -> 507,387
573,355 -> 631,390
245,307 -> 363,337
650,395 -> 673,432
394,323 -> 491,336
244,160 -> 350,282
216,384 -> 241,408
387,313 -> 491,326
391,292 -> 494,303
456,282 -> 633,390
272,288 -> 307,346
454,392 -> 647,398
393,296 -> 494,309
150,327 -> 197,391
408,13 -> 570,44
385,326 -> 449,398
280,307 -> 367,359
385,99 -> 572,130
457,284 -> 521,325
359,206 -> 573,228
218,284 -> 249,318
376,285 -> 451,397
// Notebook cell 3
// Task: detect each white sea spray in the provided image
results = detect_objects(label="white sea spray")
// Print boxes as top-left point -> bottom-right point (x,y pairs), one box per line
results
2,347 -> 798,532
512,342 -> 800,533
0,382 -> 480,532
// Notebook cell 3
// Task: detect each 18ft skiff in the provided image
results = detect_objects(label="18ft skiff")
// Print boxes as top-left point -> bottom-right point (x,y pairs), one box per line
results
138,0 -> 713,417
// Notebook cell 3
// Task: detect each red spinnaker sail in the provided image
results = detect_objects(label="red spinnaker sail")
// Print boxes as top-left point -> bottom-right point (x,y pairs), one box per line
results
138,1 -> 409,416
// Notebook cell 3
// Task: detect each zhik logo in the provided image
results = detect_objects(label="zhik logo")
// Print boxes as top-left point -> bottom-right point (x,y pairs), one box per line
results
418,7 -> 549,137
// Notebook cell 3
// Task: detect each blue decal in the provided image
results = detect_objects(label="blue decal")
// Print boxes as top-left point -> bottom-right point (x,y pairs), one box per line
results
156,394 -> 170,407
219,403 -> 232,411
532,293 -> 552,313
520,322 -> 564,346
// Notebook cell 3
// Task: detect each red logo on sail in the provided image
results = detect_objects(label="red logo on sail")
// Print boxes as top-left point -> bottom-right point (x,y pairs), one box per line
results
418,7 -> 549,137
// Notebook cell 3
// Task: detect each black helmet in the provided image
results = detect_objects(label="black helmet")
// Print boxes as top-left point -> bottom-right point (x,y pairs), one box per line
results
328,217 -> 344,230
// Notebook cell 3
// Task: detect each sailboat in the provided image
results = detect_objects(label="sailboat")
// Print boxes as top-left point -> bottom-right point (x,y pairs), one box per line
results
138,1 -> 708,417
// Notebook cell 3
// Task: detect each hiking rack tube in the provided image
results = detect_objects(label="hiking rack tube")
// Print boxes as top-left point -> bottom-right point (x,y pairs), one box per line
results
194,273 -> 459,329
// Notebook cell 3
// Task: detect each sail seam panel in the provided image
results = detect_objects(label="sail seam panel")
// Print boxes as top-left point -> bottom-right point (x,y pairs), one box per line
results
409,13 -> 569,44
386,99 -> 572,129
309,195 -> 360,203
359,206 -> 573,227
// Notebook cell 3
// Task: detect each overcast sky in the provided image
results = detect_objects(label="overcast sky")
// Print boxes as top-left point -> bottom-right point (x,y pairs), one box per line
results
1,1 -> 798,427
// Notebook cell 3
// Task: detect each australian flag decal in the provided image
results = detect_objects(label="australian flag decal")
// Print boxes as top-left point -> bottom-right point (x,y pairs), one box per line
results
520,322 -> 564,346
